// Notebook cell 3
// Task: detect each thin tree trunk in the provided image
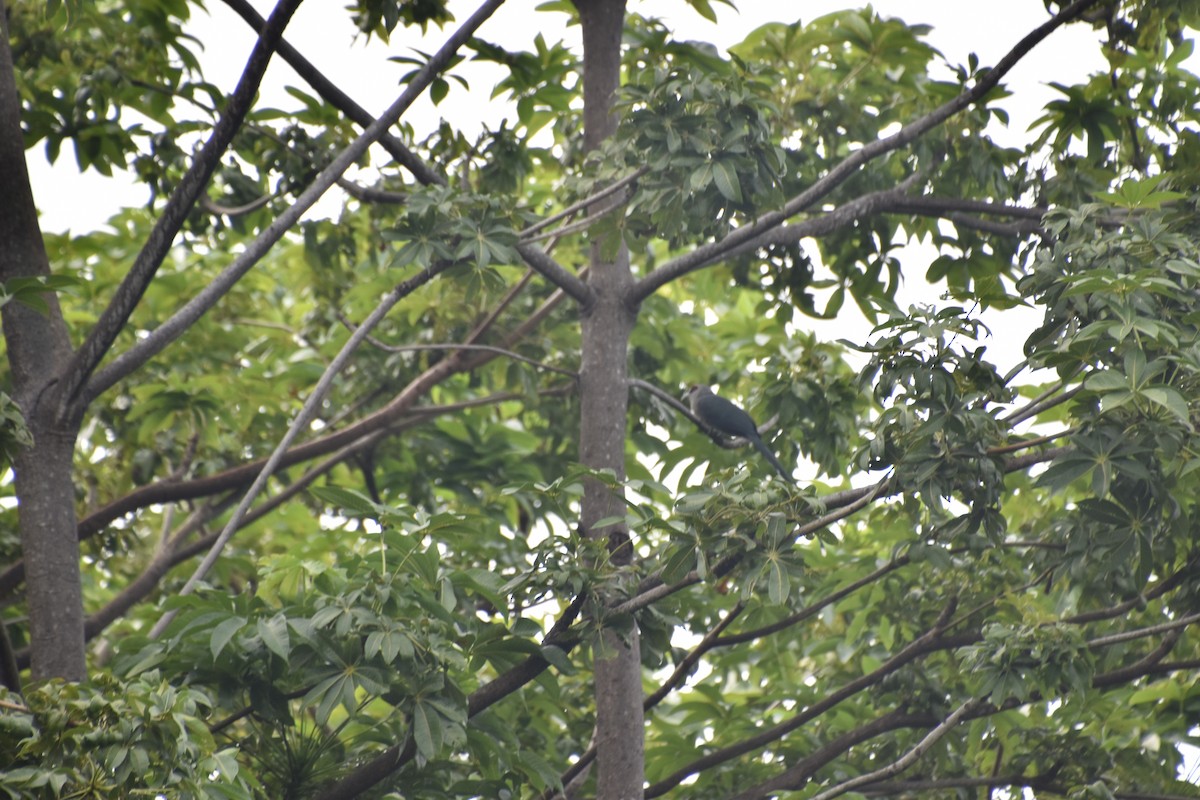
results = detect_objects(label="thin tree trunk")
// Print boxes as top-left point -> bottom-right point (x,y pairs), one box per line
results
574,0 -> 644,796
0,0 -> 86,681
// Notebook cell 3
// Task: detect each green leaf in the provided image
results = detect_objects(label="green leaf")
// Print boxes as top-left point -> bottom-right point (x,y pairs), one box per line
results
765,559 -> 789,604
711,159 -> 743,202
210,617 -> 245,660
256,615 -> 290,661
412,701 -> 441,762
1141,386 -> 1192,427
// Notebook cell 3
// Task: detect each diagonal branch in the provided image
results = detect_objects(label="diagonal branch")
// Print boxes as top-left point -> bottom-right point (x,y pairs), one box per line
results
147,261 -> 457,638
221,0 -> 591,305
645,603 -> 963,797
515,242 -> 592,305
629,0 -> 1104,302
807,697 -> 982,800
58,0 -> 305,418
218,0 -> 446,187
691,173 -> 929,270
78,0 -> 507,409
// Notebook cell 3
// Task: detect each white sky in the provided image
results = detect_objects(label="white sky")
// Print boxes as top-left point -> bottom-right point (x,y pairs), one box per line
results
27,0 -> 1118,233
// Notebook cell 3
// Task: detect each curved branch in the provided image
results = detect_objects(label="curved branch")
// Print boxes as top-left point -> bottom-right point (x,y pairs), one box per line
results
629,0 -> 1104,302
336,178 -> 408,204
520,167 -> 648,238
884,194 -> 1048,221
686,178 -> 927,275
726,708 -> 939,800
1004,383 -> 1084,426
198,192 -> 275,217
809,697 -> 982,800
338,329 -> 580,380
646,605 -> 964,797
715,555 -> 910,648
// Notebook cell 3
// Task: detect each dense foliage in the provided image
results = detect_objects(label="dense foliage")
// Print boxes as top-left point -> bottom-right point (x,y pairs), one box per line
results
2,0 -> 1200,797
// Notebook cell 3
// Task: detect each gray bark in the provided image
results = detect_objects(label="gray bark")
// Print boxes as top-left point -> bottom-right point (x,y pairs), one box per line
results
0,0 -> 86,680
574,0 -> 645,796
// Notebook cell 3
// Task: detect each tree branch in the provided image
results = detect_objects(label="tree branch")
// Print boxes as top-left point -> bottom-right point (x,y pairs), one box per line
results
645,604 -> 962,797
629,0 -> 1105,302
220,0 -> 589,305
58,0 -> 305,418
515,242 -> 592,305
808,697 -> 982,800
79,0 -> 507,408
218,0 -> 446,187
148,261 -> 457,637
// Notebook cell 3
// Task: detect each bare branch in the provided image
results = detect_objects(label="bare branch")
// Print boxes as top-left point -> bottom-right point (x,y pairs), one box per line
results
1087,610 -> 1200,649
521,167 -> 648,238
808,697 -> 982,800
521,200 -> 626,244
335,178 -> 408,204
335,319 -> 580,380
885,194 -> 1048,221
198,192 -> 274,217
715,555 -> 910,648
515,242 -> 592,305
985,429 -> 1073,455
1004,383 -> 1084,426
646,604 -> 960,797
863,777 -> 1200,800
686,178 -> 927,276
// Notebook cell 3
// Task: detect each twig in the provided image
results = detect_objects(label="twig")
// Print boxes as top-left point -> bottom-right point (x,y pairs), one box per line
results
807,697 -> 982,800
198,192 -> 274,216
340,332 -> 580,380
521,167 -> 648,237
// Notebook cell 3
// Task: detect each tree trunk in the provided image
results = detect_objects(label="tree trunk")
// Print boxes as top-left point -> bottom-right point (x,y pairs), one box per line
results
0,0 -> 86,681
574,0 -> 644,797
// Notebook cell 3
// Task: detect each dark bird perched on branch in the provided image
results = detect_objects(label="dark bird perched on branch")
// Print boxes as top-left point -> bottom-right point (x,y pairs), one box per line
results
683,384 -> 791,481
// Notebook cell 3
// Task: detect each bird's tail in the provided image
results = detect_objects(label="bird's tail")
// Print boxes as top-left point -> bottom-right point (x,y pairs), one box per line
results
753,436 -> 792,482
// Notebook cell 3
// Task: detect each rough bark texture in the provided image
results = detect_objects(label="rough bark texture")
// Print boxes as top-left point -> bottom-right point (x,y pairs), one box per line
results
0,0 -> 86,680
574,0 -> 645,796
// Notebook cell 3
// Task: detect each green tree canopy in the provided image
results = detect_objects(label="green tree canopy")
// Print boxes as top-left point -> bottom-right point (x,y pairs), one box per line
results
1,0 -> 1200,798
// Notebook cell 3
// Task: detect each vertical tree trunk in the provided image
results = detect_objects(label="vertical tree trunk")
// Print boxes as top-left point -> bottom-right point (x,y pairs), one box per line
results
574,0 -> 644,797
0,0 -> 86,681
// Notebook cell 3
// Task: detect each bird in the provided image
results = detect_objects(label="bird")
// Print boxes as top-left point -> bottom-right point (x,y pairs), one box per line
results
683,384 -> 791,481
